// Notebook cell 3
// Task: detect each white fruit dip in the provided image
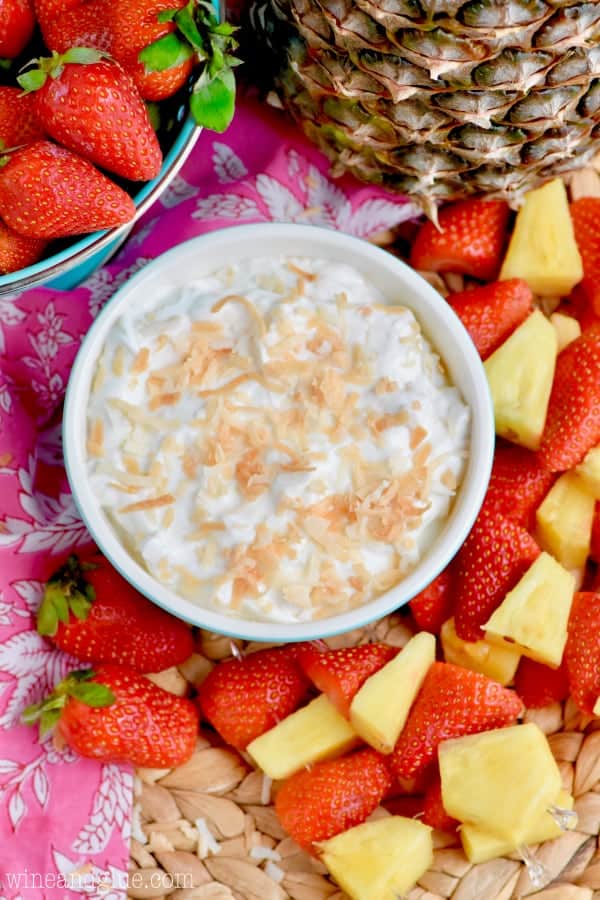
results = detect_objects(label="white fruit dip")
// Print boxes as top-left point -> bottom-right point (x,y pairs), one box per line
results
86,257 -> 470,623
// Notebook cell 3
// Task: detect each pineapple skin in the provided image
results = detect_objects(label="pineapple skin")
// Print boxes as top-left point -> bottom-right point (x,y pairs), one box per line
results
439,724 -> 562,845
248,0 -> 600,210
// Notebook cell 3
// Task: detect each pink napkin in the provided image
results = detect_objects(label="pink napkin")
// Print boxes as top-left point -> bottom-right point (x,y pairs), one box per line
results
0,93 -> 417,899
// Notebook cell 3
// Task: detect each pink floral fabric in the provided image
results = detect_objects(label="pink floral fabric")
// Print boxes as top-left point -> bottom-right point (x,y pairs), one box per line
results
0,94 -> 417,899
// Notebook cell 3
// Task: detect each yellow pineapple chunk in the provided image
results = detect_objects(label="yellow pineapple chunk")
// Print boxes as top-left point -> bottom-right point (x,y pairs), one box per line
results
550,312 -> 581,352
536,472 -> 595,569
576,445 -> 600,499
484,310 -> 557,451
319,816 -> 433,900
593,697 -> 600,717
440,618 -> 521,686
439,724 -> 562,844
247,694 -> 359,780
349,632 -> 435,754
461,790 -> 575,863
484,552 -> 574,667
499,178 -> 583,297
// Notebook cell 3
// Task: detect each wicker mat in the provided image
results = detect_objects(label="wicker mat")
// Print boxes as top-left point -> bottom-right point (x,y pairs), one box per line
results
127,163 -> 600,900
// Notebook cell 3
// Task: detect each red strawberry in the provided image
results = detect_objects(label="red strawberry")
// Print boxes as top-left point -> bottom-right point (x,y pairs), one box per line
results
34,0 -> 85,40
0,140 -> 135,238
422,778 -> 459,832
42,0 -> 113,55
390,662 -> 522,783
0,0 -> 35,58
591,502 -> 600,564
446,279 -> 532,360
23,665 -> 199,767
568,285 -> 600,333
275,748 -> 393,854
410,199 -> 511,282
0,87 -> 45,148
297,642 -> 397,717
37,552 -> 194,673
20,51 -> 162,182
409,568 -> 454,635
565,591 -> 600,715
198,647 -> 310,750
571,198 -> 600,317
0,221 -> 47,274
514,657 -> 570,709
538,325 -> 600,471
454,511 -> 541,642
482,442 -> 556,530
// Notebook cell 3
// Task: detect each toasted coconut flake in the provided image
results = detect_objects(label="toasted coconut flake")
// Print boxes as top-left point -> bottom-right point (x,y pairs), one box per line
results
212,294 -> 266,336
287,260 -> 317,282
132,347 -> 150,374
87,418 -> 104,457
120,493 -> 175,514
112,344 -> 126,376
149,391 -> 181,411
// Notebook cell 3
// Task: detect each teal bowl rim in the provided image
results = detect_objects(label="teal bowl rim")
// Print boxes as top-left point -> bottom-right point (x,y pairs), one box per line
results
62,222 -> 496,643
0,114 -> 200,294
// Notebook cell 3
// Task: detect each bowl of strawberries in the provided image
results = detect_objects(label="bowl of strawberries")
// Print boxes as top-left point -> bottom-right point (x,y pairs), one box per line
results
0,0 -> 238,294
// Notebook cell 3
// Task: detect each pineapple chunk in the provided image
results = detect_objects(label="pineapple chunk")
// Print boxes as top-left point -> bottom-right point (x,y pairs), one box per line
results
319,816 -> 433,900
439,724 -> 562,844
536,472 -> 595,569
247,694 -> 359,780
440,617 -> 520,686
594,697 -> 600,717
499,178 -> 583,297
349,631 -> 435,754
461,790 -> 575,863
576,445 -> 600,499
484,310 -> 557,451
484,552 -> 574,668
550,312 -> 581,352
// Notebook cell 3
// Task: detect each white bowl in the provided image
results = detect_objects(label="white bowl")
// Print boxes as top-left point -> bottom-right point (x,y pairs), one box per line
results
63,223 -> 495,642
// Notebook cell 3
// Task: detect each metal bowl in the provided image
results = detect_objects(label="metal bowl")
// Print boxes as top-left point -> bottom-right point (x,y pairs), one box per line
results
0,115 -> 201,296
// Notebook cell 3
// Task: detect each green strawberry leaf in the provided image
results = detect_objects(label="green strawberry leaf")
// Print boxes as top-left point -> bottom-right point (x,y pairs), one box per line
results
146,101 -> 161,131
139,33 -> 194,73
68,682 -> 115,707
69,591 -> 91,620
190,68 -> 235,133
21,701 -> 44,725
36,593 -> 59,636
157,8 -> 177,22
39,709 -> 62,736
17,69 -> 47,93
173,2 -> 204,47
62,47 -> 106,65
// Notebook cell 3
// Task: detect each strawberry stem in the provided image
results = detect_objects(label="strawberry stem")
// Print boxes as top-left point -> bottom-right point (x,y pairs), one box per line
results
37,554 -> 97,637
22,669 -> 115,737
17,48 -> 108,93
139,0 -> 240,133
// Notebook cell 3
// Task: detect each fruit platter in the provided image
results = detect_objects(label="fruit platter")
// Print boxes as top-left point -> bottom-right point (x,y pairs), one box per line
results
4,1 -> 600,899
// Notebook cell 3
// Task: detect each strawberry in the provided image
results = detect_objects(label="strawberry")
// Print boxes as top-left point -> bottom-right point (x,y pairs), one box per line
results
565,591 -> 600,716
274,748 -> 393,854
514,657 -> 570,709
23,665 -> 199,767
37,552 -> 194,672
34,0 -> 85,40
570,284 -> 600,333
297,642 -> 397,717
410,199 -> 511,282
0,221 -> 47,273
0,140 -> 135,238
390,662 -> 522,783
42,0 -> 113,55
20,50 -> 162,182
591,502 -> 600,564
454,511 -> 541,642
571,198 -> 600,318
0,0 -> 35,58
0,87 -> 45,148
446,279 -> 532,360
197,647 -> 310,750
409,568 -> 454,635
422,778 -> 458,832
538,325 -> 600,471
482,441 -> 556,530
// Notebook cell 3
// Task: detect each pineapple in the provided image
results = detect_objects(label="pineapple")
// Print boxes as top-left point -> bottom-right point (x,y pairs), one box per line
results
484,310 -> 557,451
575,446 -> 600,499
440,617 -> 521,686
439,724 -> 562,845
484,552 -> 575,668
247,694 -> 359,779
499,179 -> 583,297
536,472 -> 596,569
551,313 -> 581,353
319,816 -> 433,900
349,631 -> 435,753
461,790 -> 575,864
594,697 -> 600,717
248,1 -> 600,212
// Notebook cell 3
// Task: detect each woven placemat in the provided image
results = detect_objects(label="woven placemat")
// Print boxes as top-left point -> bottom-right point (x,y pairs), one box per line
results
126,163 -> 600,900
